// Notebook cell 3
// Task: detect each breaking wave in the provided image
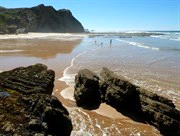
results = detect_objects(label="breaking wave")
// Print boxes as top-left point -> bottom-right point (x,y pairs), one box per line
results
151,32 -> 180,41
116,39 -> 159,50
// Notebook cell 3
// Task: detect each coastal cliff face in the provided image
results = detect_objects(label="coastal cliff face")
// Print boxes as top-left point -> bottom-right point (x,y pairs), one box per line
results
0,4 -> 84,34
0,64 -> 72,136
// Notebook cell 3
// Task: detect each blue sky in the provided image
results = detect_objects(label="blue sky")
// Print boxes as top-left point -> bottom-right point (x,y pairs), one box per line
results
0,0 -> 179,32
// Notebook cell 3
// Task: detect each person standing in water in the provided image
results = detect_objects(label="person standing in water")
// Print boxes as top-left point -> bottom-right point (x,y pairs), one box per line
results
110,39 -> 112,45
110,39 -> 112,47
101,42 -> 103,47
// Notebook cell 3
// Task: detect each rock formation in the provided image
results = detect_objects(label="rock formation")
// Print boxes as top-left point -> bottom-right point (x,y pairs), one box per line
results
74,67 -> 180,136
0,64 -> 72,136
74,69 -> 101,110
0,63 -> 55,94
0,4 -> 84,34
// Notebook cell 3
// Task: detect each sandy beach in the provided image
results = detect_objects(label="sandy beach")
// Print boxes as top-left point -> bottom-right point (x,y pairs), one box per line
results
1,32 -> 180,135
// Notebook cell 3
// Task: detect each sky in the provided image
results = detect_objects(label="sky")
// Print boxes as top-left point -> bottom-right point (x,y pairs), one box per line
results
0,0 -> 179,32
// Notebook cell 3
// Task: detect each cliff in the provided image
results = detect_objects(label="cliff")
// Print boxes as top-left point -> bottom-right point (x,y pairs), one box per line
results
0,4 -> 84,34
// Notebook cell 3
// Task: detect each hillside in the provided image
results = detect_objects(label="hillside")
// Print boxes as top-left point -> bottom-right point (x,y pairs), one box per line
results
0,4 -> 84,34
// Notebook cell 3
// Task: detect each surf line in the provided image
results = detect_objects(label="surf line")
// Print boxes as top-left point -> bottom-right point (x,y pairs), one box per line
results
59,51 -> 87,86
116,38 -> 159,50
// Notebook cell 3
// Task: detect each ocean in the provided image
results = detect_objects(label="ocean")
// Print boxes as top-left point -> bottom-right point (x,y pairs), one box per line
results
0,31 -> 180,135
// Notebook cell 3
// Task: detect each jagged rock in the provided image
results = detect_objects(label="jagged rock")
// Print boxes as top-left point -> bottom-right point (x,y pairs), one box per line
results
74,67 -> 180,136
100,67 -> 180,136
0,64 -> 73,136
74,69 -> 101,110
100,67 -> 139,110
28,119 -> 47,132
0,88 -> 72,136
0,4 -> 84,34
23,94 -> 72,136
0,63 -> 55,94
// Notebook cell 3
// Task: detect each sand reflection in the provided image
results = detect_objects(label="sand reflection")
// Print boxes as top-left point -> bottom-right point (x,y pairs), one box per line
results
0,39 -> 82,59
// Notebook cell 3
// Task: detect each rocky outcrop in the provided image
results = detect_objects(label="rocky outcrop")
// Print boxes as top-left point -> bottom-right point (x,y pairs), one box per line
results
100,68 -> 139,110
100,68 -> 180,136
74,67 -> 180,136
0,89 -> 72,136
0,63 -> 55,94
0,4 -> 84,34
0,64 -> 73,136
74,69 -> 101,110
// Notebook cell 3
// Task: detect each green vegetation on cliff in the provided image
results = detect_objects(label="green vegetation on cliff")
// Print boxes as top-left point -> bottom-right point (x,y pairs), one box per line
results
0,4 -> 84,34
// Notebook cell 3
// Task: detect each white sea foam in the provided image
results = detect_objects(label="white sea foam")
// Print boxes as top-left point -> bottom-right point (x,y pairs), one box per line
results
0,33 -> 87,41
68,107 -> 123,136
59,51 -> 87,86
151,33 -> 180,41
0,50 -> 24,53
68,107 -> 95,136
124,31 -> 145,33
59,51 -> 87,100
116,39 -> 159,50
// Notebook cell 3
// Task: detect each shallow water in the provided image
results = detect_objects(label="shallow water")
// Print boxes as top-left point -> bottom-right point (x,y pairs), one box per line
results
60,32 -> 180,135
0,32 -> 179,135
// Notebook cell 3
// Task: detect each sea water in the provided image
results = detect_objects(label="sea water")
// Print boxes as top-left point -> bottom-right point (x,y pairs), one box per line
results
60,31 -> 180,98
0,32 -> 179,135
59,31 -> 180,135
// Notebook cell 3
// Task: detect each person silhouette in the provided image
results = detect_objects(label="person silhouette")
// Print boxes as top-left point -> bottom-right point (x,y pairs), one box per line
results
110,39 -> 112,45
101,42 -> 103,47
110,39 -> 112,47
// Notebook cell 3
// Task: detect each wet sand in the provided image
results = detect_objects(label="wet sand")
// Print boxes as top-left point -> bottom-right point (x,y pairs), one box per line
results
0,33 -> 162,135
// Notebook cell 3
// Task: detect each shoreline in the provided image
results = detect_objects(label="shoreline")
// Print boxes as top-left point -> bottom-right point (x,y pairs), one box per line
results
0,32 -> 179,135
0,32 -> 88,40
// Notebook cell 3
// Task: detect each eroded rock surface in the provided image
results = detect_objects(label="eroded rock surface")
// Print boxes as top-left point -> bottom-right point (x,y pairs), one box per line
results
100,67 -> 180,136
0,64 -> 72,136
74,69 -> 101,110
74,67 -> 180,136
0,63 -> 55,94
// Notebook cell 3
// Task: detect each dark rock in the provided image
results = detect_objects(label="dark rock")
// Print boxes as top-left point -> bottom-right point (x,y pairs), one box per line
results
0,64 -> 73,136
28,119 -> 47,132
74,69 -> 101,110
23,94 -> 72,136
7,25 -> 17,34
100,67 -> 180,136
100,67 -> 139,109
0,4 -> 84,34
74,67 -> 180,136
0,63 -> 55,94
0,88 -> 72,136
